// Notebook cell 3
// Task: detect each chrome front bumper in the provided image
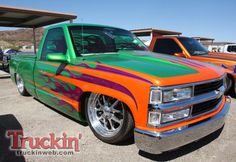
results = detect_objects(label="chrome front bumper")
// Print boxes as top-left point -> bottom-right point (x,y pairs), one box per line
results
134,98 -> 231,154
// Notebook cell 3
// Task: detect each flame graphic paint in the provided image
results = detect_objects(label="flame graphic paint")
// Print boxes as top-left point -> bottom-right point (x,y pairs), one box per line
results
44,75 -> 83,101
221,64 -> 228,69
38,67 -> 138,109
63,69 -> 138,108
153,54 -> 205,68
221,64 -> 236,74
75,63 -> 153,84
135,53 -> 205,69
40,73 -> 83,101
39,73 -> 82,112
169,59 -> 205,68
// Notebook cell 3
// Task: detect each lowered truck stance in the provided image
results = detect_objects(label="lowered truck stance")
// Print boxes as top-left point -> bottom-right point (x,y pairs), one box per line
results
10,24 -> 230,154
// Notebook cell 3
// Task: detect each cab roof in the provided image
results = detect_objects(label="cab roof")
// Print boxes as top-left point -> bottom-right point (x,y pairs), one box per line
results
46,23 -> 126,30
192,36 -> 215,41
130,28 -> 182,36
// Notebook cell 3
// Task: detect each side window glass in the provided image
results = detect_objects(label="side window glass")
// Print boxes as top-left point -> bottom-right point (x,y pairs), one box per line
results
70,27 -> 115,55
154,39 -> 182,55
227,46 -> 231,52
228,46 -> 236,52
41,28 -> 67,60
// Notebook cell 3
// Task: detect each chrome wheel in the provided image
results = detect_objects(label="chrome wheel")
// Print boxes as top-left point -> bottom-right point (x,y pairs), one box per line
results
87,93 -> 124,137
16,74 -> 24,94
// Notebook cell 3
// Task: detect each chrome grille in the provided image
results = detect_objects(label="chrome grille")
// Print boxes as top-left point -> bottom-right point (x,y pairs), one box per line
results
192,96 -> 223,116
194,79 -> 223,96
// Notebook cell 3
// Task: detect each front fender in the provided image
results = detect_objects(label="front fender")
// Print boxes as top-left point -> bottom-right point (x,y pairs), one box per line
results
38,69 -> 152,126
80,89 -> 137,121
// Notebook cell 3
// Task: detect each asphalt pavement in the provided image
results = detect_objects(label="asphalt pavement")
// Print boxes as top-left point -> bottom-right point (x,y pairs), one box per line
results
0,71 -> 235,162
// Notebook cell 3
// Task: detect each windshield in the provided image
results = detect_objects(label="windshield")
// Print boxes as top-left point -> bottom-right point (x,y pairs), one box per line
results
69,26 -> 147,56
178,37 -> 209,55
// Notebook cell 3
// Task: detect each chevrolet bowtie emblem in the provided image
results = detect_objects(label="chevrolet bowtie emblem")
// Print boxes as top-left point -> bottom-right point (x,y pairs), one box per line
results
215,89 -> 221,95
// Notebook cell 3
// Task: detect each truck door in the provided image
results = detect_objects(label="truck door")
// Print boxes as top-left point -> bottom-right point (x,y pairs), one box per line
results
34,27 -> 79,118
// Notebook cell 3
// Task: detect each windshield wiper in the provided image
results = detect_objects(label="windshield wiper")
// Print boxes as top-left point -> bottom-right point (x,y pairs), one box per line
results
115,42 -> 145,51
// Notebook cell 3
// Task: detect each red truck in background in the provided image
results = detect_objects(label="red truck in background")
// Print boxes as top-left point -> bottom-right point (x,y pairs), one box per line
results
131,28 -> 236,98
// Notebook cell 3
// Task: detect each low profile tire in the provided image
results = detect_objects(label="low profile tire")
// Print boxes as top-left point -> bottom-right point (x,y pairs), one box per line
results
85,93 -> 134,144
16,73 -> 30,96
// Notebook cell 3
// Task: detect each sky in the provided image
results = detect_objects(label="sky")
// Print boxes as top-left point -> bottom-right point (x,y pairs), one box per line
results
0,0 -> 235,42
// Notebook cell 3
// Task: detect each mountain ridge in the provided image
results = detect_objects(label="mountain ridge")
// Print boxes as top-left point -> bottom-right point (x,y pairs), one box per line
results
0,28 -> 44,49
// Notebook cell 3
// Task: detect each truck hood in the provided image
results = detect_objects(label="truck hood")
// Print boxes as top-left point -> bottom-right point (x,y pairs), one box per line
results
209,52 -> 236,58
73,51 -> 224,86
200,52 -> 236,61
192,52 -> 236,72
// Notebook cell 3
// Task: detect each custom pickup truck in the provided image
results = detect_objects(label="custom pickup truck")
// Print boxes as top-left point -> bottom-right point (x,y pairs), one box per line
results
132,29 -> 236,98
10,24 -> 230,154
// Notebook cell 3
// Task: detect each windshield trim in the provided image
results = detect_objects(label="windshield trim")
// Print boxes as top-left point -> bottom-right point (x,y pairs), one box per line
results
80,52 -> 119,56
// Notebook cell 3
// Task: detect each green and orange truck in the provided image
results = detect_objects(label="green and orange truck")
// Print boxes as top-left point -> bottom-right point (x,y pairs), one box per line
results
10,24 -> 230,154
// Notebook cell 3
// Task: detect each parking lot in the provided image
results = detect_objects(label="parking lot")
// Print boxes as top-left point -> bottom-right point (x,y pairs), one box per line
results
0,70 -> 236,162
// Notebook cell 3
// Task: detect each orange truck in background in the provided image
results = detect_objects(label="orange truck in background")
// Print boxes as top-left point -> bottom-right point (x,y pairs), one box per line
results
131,28 -> 236,98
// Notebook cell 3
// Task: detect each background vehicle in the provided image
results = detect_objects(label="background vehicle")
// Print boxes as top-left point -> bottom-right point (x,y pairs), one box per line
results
208,43 -> 236,54
1,49 -> 19,71
3,48 -> 18,54
0,49 -> 3,67
131,28 -> 236,98
219,44 -> 236,54
10,23 -> 230,154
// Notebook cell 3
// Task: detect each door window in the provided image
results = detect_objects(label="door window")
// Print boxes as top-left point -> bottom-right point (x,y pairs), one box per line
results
153,39 -> 182,55
41,28 -> 67,60
227,45 -> 236,53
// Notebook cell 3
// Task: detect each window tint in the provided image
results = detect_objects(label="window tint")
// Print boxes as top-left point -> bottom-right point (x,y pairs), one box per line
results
69,26 -> 147,56
178,37 -> 208,55
153,39 -> 182,55
227,45 -> 236,52
41,28 -> 67,60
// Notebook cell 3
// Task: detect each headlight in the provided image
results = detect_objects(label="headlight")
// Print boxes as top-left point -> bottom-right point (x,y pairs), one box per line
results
149,89 -> 162,104
148,108 -> 190,126
161,108 -> 190,123
163,87 -> 192,103
149,87 -> 192,104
